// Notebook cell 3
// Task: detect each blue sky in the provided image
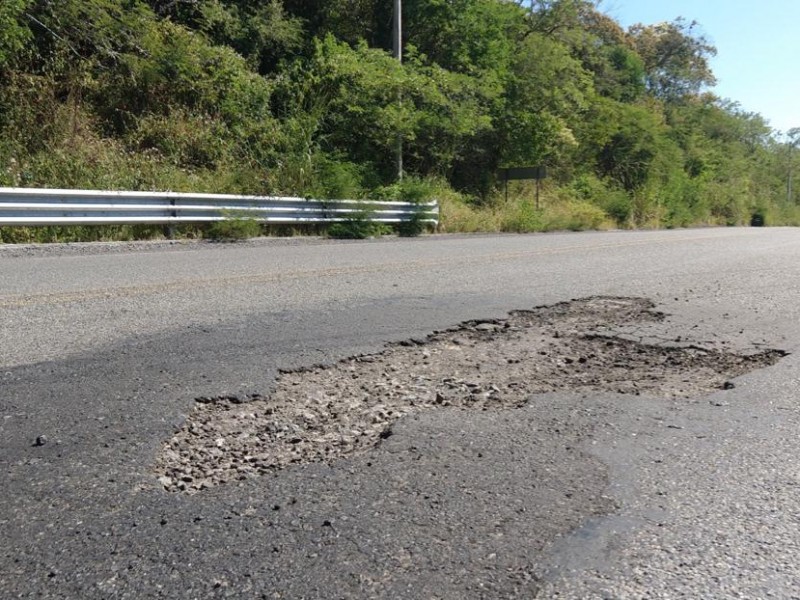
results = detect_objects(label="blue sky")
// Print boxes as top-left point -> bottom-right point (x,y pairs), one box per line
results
605,0 -> 799,135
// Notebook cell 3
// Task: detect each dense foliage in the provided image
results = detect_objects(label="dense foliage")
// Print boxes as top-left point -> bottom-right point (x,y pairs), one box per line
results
0,0 -> 797,241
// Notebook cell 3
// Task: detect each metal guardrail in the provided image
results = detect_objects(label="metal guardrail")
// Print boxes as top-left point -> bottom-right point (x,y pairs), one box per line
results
0,187 -> 439,226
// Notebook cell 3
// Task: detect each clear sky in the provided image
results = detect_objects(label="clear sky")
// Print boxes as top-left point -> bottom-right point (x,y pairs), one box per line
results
604,0 -> 800,135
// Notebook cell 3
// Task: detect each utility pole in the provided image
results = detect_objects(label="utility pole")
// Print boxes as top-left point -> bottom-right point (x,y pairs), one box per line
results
790,144 -> 794,204
788,128 -> 800,204
392,0 -> 402,61
393,0 -> 403,181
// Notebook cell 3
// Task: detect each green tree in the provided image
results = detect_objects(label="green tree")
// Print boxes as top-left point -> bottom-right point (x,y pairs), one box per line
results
629,18 -> 717,101
404,0 -> 523,76
0,0 -> 30,69
571,8 -> 646,102
273,35 -> 497,187
147,0 -> 304,74
518,0 -> 594,39
500,32 -> 591,170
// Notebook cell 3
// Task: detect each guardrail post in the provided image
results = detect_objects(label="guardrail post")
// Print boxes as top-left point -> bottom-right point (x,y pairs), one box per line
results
166,196 -> 177,239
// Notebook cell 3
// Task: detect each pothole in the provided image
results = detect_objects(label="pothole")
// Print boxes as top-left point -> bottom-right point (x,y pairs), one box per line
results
155,297 -> 786,493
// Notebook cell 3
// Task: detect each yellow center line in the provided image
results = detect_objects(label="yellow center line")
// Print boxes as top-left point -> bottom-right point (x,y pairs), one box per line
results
0,232 -> 757,309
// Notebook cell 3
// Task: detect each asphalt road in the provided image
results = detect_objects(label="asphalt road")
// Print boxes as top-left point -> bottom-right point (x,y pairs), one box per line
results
2,229 -> 800,599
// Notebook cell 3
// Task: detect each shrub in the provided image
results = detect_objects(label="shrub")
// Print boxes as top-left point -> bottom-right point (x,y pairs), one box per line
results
569,174 -> 631,227
327,219 -> 389,239
397,211 -> 428,237
500,201 -> 543,233
205,213 -> 262,240
603,193 -> 633,227
326,203 -> 389,239
128,110 -> 232,170
542,201 -> 610,231
437,191 -> 496,233
373,176 -> 441,236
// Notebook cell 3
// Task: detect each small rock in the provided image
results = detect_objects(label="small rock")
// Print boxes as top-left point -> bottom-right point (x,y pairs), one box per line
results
32,435 -> 48,447
722,381 -> 736,390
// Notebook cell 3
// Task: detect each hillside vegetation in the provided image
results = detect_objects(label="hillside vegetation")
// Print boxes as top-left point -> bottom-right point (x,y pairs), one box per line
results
0,0 -> 797,242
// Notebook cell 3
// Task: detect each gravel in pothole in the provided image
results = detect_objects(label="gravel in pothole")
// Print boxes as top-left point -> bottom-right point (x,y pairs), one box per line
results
154,297 -> 786,493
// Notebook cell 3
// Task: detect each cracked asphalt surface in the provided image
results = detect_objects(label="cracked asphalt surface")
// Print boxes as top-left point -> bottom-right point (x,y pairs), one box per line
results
2,229 -> 800,599
154,296 -> 783,496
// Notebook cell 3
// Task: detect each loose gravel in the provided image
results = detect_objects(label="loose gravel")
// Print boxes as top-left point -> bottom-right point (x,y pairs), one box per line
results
155,297 -> 785,493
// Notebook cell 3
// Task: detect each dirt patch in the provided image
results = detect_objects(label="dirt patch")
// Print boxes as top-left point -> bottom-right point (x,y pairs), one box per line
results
155,297 -> 785,493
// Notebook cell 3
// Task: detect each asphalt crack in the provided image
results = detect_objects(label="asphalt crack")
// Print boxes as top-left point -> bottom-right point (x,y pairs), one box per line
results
155,297 -> 786,493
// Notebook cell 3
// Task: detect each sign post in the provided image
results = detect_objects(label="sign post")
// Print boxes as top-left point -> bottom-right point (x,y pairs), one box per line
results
498,166 -> 547,209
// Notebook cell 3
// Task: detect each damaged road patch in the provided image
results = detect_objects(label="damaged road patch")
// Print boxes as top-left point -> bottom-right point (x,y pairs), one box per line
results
155,297 -> 786,493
